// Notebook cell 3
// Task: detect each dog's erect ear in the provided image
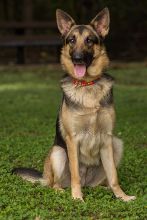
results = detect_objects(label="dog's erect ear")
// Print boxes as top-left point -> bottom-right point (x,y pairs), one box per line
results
56,9 -> 76,36
90,7 -> 110,38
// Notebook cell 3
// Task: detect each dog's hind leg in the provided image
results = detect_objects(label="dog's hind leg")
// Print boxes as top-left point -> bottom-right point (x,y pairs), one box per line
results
87,136 -> 123,187
43,150 -> 54,187
112,136 -> 123,166
43,146 -> 69,191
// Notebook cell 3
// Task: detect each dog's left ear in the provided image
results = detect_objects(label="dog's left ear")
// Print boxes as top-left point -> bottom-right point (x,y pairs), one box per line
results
90,7 -> 110,38
56,9 -> 76,36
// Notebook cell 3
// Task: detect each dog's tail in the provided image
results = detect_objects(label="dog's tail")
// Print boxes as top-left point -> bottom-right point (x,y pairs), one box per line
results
12,167 -> 48,186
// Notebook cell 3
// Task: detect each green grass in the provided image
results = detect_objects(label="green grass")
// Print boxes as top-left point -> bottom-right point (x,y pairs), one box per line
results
0,65 -> 147,220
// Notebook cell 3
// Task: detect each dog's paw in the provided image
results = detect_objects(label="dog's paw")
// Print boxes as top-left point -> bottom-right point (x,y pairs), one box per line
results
119,195 -> 136,202
72,189 -> 84,201
72,195 -> 84,202
53,184 -> 64,193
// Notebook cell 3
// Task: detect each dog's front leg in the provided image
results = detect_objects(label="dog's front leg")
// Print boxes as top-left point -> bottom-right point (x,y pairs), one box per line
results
100,136 -> 136,202
65,135 -> 83,201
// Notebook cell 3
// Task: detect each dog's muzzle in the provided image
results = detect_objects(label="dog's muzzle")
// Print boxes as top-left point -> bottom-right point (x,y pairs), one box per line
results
71,51 -> 93,78
72,52 -> 84,64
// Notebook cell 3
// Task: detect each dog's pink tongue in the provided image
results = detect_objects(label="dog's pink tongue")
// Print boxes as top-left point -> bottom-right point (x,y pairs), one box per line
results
74,64 -> 86,78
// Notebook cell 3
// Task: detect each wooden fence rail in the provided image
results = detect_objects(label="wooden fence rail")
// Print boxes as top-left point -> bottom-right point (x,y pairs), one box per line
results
0,22 -> 61,64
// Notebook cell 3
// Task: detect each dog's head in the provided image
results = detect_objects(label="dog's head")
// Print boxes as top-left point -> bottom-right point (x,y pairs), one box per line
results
56,8 -> 110,80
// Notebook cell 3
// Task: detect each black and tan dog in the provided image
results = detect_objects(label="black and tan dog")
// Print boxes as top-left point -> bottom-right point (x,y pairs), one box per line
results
13,8 -> 136,202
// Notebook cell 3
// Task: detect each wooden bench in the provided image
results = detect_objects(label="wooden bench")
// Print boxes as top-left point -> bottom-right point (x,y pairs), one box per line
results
0,22 -> 62,64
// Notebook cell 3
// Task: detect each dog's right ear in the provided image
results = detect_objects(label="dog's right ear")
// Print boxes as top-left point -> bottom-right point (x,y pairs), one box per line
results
56,9 -> 76,36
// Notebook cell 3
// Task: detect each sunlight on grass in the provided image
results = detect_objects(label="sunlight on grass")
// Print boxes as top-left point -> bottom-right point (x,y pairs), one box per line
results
0,82 -> 58,91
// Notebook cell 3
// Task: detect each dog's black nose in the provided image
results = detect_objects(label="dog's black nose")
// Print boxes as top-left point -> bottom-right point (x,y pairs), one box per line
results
72,52 -> 84,64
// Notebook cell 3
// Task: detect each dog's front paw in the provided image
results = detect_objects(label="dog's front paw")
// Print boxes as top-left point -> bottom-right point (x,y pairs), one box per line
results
72,188 -> 84,201
118,194 -> 136,202
72,194 -> 84,201
53,184 -> 65,193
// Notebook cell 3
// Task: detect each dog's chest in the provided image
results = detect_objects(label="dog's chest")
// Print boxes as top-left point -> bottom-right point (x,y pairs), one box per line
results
75,113 -> 101,166
61,75 -> 114,166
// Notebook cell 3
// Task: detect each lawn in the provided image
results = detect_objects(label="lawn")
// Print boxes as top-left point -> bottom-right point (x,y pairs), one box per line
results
0,64 -> 147,220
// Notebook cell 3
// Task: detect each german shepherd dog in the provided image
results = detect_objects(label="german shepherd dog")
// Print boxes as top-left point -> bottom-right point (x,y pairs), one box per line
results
13,8 -> 136,202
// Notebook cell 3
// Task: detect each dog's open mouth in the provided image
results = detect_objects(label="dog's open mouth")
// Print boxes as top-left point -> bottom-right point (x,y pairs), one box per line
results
74,64 -> 86,78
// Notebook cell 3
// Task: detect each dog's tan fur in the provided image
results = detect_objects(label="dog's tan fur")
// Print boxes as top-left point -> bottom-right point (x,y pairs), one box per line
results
13,8 -> 136,202
42,8 -> 135,201
61,25 -> 109,81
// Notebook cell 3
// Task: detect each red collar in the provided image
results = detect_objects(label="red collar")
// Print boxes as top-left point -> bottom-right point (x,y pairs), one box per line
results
73,78 -> 99,87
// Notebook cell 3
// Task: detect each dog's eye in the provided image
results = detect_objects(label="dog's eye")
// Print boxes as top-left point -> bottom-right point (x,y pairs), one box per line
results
68,37 -> 76,45
86,38 -> 94,46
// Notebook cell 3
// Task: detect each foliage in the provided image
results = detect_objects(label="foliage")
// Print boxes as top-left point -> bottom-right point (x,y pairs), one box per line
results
0,65 -> 147,219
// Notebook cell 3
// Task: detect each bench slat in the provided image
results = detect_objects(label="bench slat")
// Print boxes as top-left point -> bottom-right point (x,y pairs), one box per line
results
0,22 -> 57,29
0,35 -> 62,47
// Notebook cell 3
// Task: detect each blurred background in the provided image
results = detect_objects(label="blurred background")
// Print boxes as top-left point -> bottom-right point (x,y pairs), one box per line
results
0,0 -> 147,64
